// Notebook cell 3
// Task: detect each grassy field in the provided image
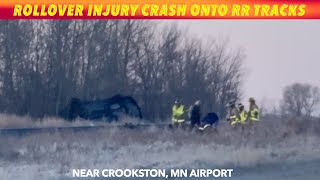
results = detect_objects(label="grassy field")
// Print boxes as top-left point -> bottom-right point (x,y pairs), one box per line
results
0,115 -> 319,179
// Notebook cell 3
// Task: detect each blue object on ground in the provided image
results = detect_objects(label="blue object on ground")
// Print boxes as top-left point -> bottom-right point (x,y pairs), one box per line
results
201,112 -> 219,125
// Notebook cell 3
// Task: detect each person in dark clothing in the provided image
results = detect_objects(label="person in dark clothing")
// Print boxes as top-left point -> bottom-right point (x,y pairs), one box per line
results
190,100 -> 201,128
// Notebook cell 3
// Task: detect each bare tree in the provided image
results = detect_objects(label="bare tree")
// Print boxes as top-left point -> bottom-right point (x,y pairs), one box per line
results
0,20 -> 245,120
0,20 -> 32,114
205,40 -> 245,118
281,83 -> 320,117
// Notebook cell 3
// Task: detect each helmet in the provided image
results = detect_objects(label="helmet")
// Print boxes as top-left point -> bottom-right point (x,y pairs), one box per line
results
227,101 -> 235,107
238,103 -> 244,108
195,100 -> 201,105
249,97 -> 255,102
174,99 -> 180,104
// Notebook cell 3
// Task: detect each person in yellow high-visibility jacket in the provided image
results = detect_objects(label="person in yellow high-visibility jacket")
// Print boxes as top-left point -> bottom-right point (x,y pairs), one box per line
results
227,101 -> 240,126
172,100 -> 185,126
248,98 -> 260,123
237,103 -> 248,135
238,103 -> 248,124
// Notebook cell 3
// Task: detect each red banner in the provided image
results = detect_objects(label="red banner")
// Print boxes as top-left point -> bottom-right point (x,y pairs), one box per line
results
0,0 -> 319,19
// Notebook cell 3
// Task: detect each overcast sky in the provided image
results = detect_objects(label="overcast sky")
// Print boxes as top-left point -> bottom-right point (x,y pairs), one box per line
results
176,20 -> 320,108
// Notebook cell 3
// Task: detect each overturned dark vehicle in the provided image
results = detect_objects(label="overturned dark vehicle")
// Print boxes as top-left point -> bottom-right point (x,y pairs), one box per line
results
60,95 -> 143,121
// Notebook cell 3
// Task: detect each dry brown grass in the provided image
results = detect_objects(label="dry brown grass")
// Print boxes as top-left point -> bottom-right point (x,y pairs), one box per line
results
0,114 -> 95,128
0,116 -> 320,179
0,114 -> 150,128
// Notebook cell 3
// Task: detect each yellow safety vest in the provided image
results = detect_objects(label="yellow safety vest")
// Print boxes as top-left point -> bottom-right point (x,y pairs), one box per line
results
249,107 -> 259,122
230,115 -> 239,125
239,110 -> 247,124
172,105 -> 185,123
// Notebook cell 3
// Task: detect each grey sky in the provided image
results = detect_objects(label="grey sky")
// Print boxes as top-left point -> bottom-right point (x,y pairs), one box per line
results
176,20 -> 320,108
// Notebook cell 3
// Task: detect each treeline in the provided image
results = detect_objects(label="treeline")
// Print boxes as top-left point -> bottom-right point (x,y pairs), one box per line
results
0,20 -> 244,120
